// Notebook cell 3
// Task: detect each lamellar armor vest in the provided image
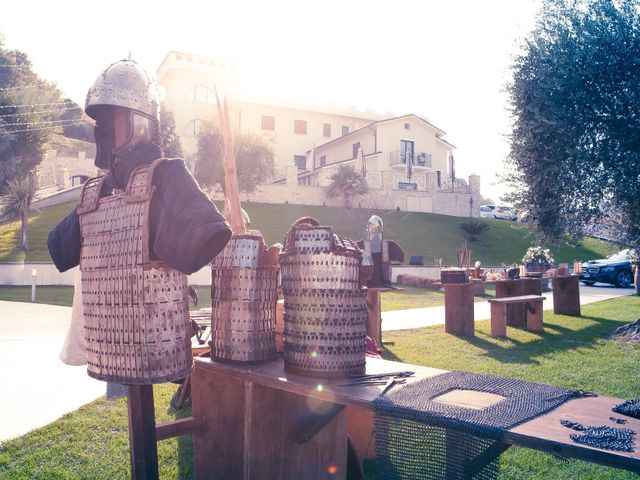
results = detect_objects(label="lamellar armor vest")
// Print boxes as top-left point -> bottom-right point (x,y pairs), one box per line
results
78,159 -> 192,384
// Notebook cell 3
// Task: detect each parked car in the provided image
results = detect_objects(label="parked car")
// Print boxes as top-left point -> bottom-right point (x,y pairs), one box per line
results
480,205 -> 496,218
579,249 -> 635,288
480,205 -> 517,221
495,206 -> 517,221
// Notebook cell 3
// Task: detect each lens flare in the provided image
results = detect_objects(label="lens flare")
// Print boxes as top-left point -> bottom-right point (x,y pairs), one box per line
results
327,464 -> 338,474
316,384 -> 324,392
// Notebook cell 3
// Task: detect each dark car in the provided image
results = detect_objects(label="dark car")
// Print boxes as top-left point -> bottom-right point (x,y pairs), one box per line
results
579,249 -> 635,288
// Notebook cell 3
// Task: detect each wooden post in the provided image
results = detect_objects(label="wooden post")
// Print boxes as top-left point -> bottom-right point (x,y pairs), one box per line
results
366,289 -> 382,345
127,385 -> 159,480
444,283 -> 475,336
552,275 -> 581,316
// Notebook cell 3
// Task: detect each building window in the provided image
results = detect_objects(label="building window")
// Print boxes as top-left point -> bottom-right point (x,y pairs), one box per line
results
342,125 -> 349,136
184,119 -> 205,136
404,123 -> 411,130
294,119 -> 307,134
71,175 -> 90,187
352,142 -> 361,159
398,181 -> 417,191
323,123 -> 331,137
191,85 -> 215,103
320,155 -> 326,167
176,54 -> 182,61
400,140 -> 414,164
262,115 -> 275,131
294,155 -> 307,170
437,170 -> 442,188
187,56 -> 193,62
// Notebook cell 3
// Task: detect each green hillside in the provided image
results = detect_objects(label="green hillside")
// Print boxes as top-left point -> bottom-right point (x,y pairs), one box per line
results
0,200 -> 617,265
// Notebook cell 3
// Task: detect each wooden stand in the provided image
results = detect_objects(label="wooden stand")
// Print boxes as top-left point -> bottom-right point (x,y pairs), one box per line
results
552,275 -> 581,316
444,283 -> 475,336
191,365 -> 347,479
127,385 -> 159,480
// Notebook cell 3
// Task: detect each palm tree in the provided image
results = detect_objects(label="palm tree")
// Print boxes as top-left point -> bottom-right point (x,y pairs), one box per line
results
0,175 -> 37,252
326,165 -> 368,208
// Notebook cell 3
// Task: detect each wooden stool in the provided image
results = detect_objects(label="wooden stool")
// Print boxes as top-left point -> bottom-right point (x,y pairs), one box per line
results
488,295 -> 545,336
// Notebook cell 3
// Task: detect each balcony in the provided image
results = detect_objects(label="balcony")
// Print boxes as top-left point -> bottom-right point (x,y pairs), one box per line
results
389,151 -> 432,168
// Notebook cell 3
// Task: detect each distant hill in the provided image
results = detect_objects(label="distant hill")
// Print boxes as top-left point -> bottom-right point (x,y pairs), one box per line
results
0,201 -> 618,265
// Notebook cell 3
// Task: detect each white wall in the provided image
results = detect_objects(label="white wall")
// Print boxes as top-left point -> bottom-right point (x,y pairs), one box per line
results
0,263 -> 212,286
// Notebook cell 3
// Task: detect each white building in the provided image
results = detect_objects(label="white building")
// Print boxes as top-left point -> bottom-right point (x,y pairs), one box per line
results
157,51 -> 479,217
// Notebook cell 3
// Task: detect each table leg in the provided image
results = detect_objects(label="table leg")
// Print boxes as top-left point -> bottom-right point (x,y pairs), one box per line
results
127,384 -> 159,480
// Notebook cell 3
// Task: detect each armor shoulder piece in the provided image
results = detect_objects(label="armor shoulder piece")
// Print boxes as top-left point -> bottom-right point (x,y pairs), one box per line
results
77,175 -> 108,215
123,157 -> 167,203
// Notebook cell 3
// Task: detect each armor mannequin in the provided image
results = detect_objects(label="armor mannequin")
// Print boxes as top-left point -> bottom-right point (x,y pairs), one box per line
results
48,60 -> 232,383
357,215 -> 405,287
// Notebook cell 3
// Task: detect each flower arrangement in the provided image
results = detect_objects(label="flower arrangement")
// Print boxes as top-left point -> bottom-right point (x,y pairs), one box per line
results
522,246 -> 555,267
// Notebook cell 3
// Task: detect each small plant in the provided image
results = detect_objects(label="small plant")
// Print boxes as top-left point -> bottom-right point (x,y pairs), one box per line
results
459,220 -> 490,242
522,246 -> 555,267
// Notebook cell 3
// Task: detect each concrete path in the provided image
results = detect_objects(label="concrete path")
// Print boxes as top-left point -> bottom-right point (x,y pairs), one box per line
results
0,301 -> 104,442
381,283 -> 635,332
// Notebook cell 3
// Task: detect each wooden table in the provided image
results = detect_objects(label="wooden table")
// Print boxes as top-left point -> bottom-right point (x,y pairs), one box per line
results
552,274 -> 581,316
190,356 -> 640,479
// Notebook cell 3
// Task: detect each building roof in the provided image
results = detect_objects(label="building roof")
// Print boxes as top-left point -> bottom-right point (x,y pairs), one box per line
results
307,114 -> 454,154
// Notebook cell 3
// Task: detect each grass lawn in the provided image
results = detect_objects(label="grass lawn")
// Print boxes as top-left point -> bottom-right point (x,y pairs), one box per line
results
0,296 -> 638,479
0,201 -> 618,265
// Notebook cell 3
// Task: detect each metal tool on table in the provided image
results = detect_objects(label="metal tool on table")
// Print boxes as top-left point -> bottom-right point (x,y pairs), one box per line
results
338,371 -> 414,394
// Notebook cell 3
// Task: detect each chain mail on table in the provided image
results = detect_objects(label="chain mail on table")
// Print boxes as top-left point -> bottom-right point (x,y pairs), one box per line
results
372,371 -> 576,479
613,399 -> 640,420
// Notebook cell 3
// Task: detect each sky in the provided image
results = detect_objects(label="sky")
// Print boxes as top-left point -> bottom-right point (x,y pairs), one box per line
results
1,0 -> 540,202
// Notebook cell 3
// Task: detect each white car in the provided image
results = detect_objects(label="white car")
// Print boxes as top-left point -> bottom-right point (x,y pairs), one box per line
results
480,205 -> 497,218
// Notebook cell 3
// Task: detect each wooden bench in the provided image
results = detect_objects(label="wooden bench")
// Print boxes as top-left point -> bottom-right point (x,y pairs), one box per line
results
488,295 -> 545,336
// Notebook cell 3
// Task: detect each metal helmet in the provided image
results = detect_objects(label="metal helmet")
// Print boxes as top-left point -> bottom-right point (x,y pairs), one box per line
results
85,59 -> 159,122
367,215 -> 383,233
85,60 -> 160,168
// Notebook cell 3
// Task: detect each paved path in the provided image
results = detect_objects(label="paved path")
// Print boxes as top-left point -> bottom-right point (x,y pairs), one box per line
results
381,283 -> 635,332
0,301 -> 104,442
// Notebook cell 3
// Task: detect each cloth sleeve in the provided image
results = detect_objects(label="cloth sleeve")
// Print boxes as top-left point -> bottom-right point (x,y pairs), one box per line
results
47,206 -> 81,272
149,159 -> 232,274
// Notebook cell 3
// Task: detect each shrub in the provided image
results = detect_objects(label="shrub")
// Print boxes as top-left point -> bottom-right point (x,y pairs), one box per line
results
459,221 -> 490,242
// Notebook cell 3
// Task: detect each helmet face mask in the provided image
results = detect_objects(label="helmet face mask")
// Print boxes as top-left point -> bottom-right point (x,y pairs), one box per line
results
85,60 -> 160,168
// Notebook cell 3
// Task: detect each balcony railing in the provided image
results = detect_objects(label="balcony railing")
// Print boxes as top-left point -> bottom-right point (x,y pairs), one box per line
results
389,150 -> 431,168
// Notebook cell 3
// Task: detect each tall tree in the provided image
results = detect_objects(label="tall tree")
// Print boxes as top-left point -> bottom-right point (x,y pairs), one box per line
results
193,122 -> 274,192
0,34 -> 66,188
59,98 -> 92,142
0,174 -> 36,252
326,164 -> 369,208
507,0 -> 640,251
159,104 -> 183,158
